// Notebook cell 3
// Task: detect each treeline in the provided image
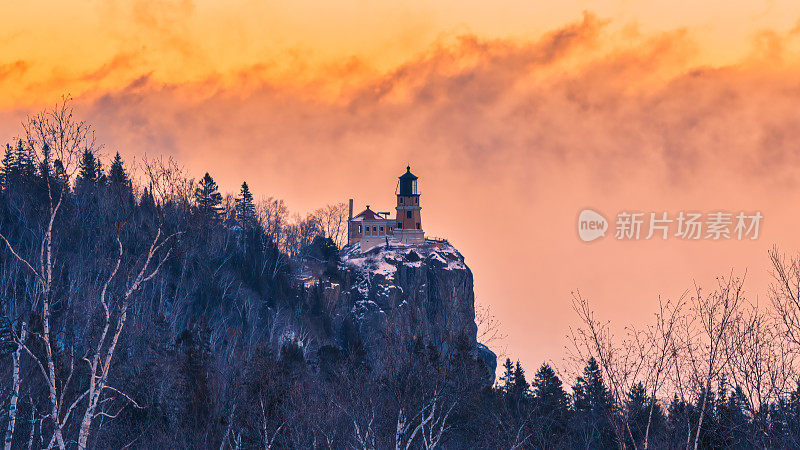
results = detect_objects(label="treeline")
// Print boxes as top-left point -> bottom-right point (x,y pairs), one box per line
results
3,99 -> 800,449
0,100 -> 494,449
492,355 -> 800,448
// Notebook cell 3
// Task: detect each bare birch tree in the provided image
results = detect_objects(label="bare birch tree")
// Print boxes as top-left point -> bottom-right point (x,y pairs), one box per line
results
722,300 -> 795,447
0,98 -> 93,449
571,291 -> 685,450
769,247 -> 800,350
312,203 -> 348,248
257,197 -> 288,243
4,323 -> 26,450
677,276 -> 743,450
0,102 -> 180,449
395,393 -> 454,450
74,226 -> 178,449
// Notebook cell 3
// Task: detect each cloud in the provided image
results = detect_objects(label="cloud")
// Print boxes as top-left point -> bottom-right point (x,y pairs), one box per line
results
5,10 -> 800,376
23,11 -> 789,200
81,52 -> 141,82
0,60 -> 29,81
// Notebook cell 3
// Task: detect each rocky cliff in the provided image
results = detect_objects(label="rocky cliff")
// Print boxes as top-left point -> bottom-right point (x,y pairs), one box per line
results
298,240 -> 496,383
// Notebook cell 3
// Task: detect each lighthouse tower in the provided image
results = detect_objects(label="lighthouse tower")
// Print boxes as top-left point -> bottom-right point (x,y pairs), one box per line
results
394,166 -> 425,244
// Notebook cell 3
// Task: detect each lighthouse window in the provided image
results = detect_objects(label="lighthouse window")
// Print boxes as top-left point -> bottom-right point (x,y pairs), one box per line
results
397,222 -> 402,229
416,223 -> 420,229
406,211 -> 412,218
400,198 -> 404,204
414,197 -> 418,204
380,226 -> 384,233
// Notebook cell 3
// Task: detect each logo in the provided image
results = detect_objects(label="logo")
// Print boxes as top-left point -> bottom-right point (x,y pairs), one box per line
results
577,209 -> 763,242
578,209 -> 608,242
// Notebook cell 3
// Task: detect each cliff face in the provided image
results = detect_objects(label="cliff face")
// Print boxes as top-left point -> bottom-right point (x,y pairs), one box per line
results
300,240 -> 495,382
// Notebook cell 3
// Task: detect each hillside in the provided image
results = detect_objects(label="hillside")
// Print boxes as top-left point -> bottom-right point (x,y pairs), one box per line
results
0,119 -> 500,447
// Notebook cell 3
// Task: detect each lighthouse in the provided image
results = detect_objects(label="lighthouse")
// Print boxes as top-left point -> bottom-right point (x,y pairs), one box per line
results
393,166 -> 425,244
346,165 -> 425,250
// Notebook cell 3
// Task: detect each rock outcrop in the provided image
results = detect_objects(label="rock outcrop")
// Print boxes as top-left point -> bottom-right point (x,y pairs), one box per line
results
298,240 -> 496,384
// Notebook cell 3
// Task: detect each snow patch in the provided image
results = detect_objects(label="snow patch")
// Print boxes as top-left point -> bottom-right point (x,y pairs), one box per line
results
341,240 -> 466,275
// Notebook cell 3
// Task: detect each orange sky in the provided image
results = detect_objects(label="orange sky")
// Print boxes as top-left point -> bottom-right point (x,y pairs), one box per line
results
4,1 -> 800,375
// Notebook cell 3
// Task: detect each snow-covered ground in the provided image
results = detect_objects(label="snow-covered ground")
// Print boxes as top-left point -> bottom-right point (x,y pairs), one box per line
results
340,239 -> 467,280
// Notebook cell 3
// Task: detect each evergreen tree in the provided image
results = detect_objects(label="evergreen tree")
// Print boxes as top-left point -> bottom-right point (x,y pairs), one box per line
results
666,394 -> 692,448
140,187 -> 156,211
532,363 -> 569,410
691,388 -> 721,448
626,383 -> 648,445
0,144 -> 13,190
35,143 -> 59,200
717,385 -> 749,447
108,152 -> 129,187
195,172 -> 223,220
6,140 -> 36,189
14,140 -> 34,180
38,143 -> 52,181
789,384 -> 800,442
511,360 -> 529,398
2,140 -> 36,192
573,357 -> 609,413
75,149 -> 99,192
572,357 -> 615,448
107,152 -> 134,207
625,382 -> 664,448
96,159 -> 107,186
532,363 -> 570,438
499,358 -> 515,393
234,181 -> 256,229
52,159 -> 67,187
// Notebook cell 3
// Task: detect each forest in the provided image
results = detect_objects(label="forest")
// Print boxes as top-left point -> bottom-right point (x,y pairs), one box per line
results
2,100 -> 800,449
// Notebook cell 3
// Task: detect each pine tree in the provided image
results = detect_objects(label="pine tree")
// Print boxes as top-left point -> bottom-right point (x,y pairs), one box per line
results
35,143 -> 59,200
625,382 -> 664,448
532,363 -> 569,412
499,358 -> 515,393
140,187 -> 156,211
12,140 -> 35,185
666,394 -> 691,447
532,363 -> 570,438
234,181 -> 256,229
108,152 -> 129,187
693,388 -> 720,448
718,385 -> 749,447
572,357 -> 615,448
573,357 -> 609,412
512,360 -> 529,398
0,144 -> 13,190
96,159 -> 107,186
52,159 -> 67,186
784,384 -> 800,445
195,172 -> 223,220
38,143 -> 51,180
14,141 -> 30,177
75,149 -> 99,192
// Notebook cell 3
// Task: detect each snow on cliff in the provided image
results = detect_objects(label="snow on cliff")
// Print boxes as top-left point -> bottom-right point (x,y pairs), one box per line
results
293,239 -> 495,385
340,239 -> 467,278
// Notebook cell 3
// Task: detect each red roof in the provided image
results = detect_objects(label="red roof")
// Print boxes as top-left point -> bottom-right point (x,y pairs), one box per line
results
351,206 -> 387,221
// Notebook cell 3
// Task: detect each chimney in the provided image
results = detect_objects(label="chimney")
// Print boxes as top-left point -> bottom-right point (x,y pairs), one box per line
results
348,199 -> 353,220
